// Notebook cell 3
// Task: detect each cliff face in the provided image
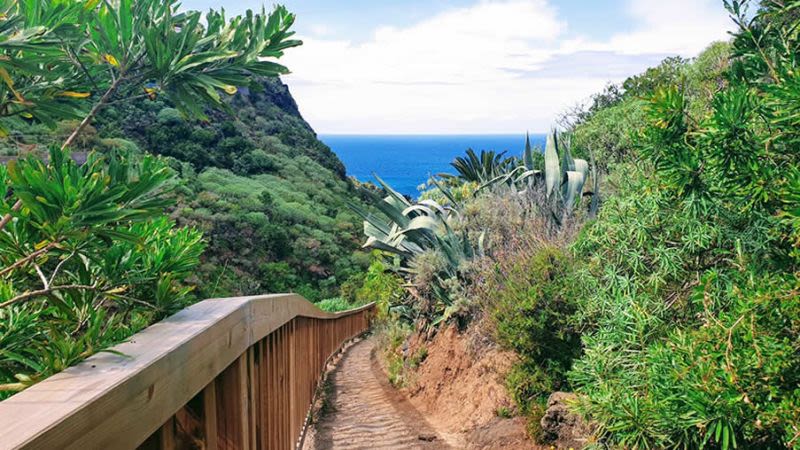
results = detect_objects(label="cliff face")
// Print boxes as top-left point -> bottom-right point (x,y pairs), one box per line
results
231,79 -> 346,178
96,77 -> 368,301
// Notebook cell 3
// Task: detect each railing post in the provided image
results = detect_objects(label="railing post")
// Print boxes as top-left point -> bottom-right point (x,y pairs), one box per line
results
159,417 -> 176,450
203,382 -> 219,450
288,319 -> 297,446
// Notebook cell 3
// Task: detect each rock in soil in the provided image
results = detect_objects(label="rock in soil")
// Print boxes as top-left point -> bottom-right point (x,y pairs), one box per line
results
540,392 -> 593,449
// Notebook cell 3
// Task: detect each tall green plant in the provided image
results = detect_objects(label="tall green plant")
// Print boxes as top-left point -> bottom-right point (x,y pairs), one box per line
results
483,129 -> 598,218
351,176 -> 482,325
0,147 -> 204,396
444,148 -> 514,183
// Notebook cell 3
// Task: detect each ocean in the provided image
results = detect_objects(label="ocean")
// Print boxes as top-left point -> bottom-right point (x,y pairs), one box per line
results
320,134 -> 546,197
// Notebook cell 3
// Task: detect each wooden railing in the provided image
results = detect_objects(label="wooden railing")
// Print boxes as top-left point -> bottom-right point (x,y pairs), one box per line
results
0,294 -> 375,450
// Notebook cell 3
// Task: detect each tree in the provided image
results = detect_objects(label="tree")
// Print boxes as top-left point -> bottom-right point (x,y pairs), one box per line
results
0,0 -> 301,229
0,1 -> 300,396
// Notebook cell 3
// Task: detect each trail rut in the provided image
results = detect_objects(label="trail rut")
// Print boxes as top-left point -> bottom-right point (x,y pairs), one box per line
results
304,337 -> 448,450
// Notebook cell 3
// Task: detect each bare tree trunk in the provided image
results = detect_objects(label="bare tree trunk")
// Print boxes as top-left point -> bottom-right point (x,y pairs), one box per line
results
0,76 -> 126,234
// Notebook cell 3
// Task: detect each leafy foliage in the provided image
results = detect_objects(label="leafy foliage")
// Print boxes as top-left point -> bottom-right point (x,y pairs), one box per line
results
565,2 -> 800,448
92,78 -> 369,301
444,148 -> 514,183
0,148 -> 204,397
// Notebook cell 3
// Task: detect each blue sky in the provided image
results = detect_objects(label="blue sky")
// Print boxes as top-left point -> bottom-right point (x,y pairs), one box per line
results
181,1 -> 735,134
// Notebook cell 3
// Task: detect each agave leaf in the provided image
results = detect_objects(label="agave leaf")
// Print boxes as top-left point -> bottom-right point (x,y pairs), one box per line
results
574,158 -> 589,181
363,236 -> 413,256
515,169 -> 541,184
373,173 -> 412,208
404,215 -> 441,233
479,172 -> 511,190
363,219 -> 390,240
544,130 -> 560,198
563,170 -> 586,210
560,133 -> 575,174
402,204 -> 436,218
417,199 -> 448,217
524,131 -> 535,169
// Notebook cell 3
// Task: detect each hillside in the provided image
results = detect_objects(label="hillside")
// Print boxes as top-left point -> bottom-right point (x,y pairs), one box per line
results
91,78 -> 370,301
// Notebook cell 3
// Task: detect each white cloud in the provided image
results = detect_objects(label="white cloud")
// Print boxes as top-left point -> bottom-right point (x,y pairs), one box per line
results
308,24 -> 332,37
605,0 -> 734,55
282,0 -> 734,134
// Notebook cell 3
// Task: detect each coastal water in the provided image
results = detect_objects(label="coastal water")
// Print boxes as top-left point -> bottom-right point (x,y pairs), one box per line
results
321,134 -> 546,197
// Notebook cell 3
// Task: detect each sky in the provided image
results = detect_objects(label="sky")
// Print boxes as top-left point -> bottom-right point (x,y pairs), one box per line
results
181,0 -> 736,134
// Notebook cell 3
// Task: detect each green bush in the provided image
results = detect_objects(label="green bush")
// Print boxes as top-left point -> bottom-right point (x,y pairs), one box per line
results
351,255 -> 405,320
0,149 -> 204,398
314,297 -> 353,313
565,3 -> 800,447
490,247 -> 581,395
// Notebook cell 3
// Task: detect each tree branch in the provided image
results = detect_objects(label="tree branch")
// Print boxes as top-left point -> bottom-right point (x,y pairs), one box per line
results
0,242 -> 60,276
0,284 -> 98,309
0,74 -> 128,234
61,74 -> 126,150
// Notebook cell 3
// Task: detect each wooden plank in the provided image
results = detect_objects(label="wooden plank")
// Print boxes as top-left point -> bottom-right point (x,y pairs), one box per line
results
247,348 -> 257,450
237,355 -> 250,450
203,383 -> 218,450
159,417 -> 175,450
288,319 -> 297,442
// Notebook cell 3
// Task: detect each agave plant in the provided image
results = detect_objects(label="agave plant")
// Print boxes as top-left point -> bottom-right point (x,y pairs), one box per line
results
482,129 -> 599,217
350,176 -> 479,262
350,176 -> 483,325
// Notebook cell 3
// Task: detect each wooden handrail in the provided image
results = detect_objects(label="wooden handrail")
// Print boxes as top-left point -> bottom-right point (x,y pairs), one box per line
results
0,294 -> 375,450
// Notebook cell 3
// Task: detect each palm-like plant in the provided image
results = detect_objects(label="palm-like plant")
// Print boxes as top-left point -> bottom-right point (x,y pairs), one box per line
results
445,148 -> 515,183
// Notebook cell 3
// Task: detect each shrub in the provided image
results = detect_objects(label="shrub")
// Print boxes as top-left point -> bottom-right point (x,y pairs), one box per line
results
490,247 -> 581,395
0,149 -> 204,398
352,255 -> 405,320
314,297 -> 353,313
565,2 -> 800,443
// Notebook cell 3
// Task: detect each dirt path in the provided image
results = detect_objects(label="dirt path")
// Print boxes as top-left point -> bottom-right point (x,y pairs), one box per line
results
304,337 -> 448,450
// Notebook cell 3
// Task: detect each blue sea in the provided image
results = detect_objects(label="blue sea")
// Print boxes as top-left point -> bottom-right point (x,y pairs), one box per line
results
320,134 -> 546,197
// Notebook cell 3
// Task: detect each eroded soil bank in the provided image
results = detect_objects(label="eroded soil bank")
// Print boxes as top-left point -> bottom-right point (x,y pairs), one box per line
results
398,325 -> 538,449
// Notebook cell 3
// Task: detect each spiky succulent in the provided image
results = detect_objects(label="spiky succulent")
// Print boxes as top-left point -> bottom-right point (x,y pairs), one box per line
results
482,129 -> 598,216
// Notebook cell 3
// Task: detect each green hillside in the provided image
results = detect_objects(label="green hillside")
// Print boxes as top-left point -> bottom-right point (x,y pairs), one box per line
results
94,78 -> 370,301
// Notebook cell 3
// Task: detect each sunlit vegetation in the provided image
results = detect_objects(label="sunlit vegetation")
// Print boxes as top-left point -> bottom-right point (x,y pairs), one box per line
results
0,0 -> 307,397
94,79 -> 371,301
357,1 -> 800,448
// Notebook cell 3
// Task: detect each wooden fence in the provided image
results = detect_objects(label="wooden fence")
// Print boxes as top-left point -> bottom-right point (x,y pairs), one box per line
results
0,294 -> 375,450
